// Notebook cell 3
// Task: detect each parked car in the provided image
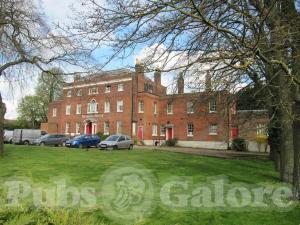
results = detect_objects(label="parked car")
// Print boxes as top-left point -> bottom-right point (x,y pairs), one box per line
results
4,130 -> 13,144
33,134 -> 70,146
98,135 -> 133,150
13,129 -> 47,145
65,135 -> 101,148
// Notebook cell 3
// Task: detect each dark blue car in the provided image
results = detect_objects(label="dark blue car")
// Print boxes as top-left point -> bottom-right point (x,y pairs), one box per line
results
65,135 -> 101,148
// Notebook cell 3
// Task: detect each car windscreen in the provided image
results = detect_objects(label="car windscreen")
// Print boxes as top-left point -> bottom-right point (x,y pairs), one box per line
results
106,135 -> 119,141
41,134 -> 50,139
73,135 -> 85,140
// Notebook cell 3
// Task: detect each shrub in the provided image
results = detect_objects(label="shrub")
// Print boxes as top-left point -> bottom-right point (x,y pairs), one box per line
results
165,138 -> 178,147
231,138 -> 247,151
95,132 -> 109,141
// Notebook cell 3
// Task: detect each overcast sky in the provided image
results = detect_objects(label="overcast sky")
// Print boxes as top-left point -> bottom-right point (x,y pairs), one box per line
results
2,0 -> 173,120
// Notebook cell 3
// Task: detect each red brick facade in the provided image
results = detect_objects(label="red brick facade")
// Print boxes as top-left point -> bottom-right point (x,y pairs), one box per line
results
46,63 -> 235,149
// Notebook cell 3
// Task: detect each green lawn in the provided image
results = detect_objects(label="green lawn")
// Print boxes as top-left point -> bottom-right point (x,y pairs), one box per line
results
0,144 -> 299,225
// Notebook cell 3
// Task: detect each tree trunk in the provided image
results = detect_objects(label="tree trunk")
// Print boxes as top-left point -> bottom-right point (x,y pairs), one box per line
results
279,105 -> 294,183
0,92 -> 6,156
293,102 -> 300,199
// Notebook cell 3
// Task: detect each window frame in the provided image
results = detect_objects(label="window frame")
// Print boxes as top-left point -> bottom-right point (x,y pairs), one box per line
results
187,123 -> 194,136
117,100 -> 124,112
138,100 -> 144,113
105,85 -> 111,93
75,122 -> 80,135
77,89 -> 82,96
66,90 -> 72,97
76,104 -> 81,114
104,101 -> 110,113
104,121 -> 110,135
209,99 -> 217,113
65,105 -> 71,115
52,108 -> 57,117
117,83 -> 124,92
88,87 -> 98,95
152,124 -> 158,136
167,103 -> 173,115
116,121 -> 123,134
160,126 -> 166,136
209,124 -> 218,135
187,102 -> 194,114
87,100 -> 98,114
65,122 -> 70,134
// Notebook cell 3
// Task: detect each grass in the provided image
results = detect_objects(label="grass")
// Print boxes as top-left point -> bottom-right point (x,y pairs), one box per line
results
0,144 -> 299,225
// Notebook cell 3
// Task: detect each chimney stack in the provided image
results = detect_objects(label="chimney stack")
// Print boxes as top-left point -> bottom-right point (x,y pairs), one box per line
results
73,73 -> 81,82
177,72 -> 184,94
205,71 -> 212,91
154,69 -> 161,84
135,58 -> 144,75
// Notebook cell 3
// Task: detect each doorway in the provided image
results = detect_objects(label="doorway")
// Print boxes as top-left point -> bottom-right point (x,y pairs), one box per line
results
166,127 -> 173,140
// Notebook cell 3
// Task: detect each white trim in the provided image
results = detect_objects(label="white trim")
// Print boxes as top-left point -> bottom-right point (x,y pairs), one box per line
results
63,78 -> 132,90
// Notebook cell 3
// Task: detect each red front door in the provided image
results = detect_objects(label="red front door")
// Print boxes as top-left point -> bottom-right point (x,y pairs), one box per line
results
138,126 -> 143,140
86,122 -> 92,135
167,128 -> 173,140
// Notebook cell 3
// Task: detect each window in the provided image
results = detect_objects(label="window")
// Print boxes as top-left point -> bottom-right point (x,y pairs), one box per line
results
187,123 -> 194,136
52,108 -> 57,117
104,121 -> 109,135
75,122 -> 80,134
209,99 -> 217,113
118,83 -> 124,91
105,85 -> 111,93
87,100 -> 98,113
138,101 -> 144,113
209,124 -> 218,135
104,101 -> 110,113
187,102 -> 194,114
66,90 -> 72,97
66,105 -> 71,115
65,122 -> 70,134
117,121 -> 123,134
160,126 -> 166,136
154,102 -> 158,114
257,124 -> 267,137
167,103 -> 173,114
77,89 -> 82,96
117,100 -> 124,112
76,104 -> 81,114
152,124 -> 158,136
88,87 -> 98,95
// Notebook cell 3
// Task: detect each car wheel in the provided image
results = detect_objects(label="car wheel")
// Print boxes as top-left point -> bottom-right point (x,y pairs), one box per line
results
62,142 -> 66,147
40,142 -> 45,147
113,145 -> 118,150
79,144 -> 83,149
23,141 -> 29,145
128,144 -> 133,150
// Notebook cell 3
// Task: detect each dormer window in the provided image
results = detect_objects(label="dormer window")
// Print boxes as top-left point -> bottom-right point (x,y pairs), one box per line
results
77,89 -> 82,96
66,90 -> 72,97
105,85 -> 111,93
118,84 -> 124,91
89,87 -> 98,95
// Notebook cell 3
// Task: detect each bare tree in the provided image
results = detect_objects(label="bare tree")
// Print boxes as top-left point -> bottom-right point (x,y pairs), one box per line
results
72,0 -> 300,198
0,0 -> 96,156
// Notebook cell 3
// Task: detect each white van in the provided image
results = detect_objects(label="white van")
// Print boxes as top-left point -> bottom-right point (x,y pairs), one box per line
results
13,129 -> 47,145
4,130 -> 14,143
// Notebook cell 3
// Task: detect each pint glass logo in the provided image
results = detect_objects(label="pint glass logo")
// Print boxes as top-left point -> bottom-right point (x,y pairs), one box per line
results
100,164 -> 155,224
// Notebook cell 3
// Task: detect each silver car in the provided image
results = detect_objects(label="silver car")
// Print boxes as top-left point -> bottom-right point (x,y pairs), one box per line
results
99,135 -> 133,150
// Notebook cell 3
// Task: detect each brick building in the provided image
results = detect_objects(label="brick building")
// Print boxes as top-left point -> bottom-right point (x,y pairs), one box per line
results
45,62 -> 235,149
